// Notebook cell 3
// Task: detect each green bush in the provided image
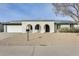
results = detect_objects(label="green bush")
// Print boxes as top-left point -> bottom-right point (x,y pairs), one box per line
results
0,29 -> 4,32
73,28 -> 79,33
59,27 -> 79,33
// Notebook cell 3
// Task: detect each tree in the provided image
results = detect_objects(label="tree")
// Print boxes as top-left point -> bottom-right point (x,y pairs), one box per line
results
53,3 -> 79,23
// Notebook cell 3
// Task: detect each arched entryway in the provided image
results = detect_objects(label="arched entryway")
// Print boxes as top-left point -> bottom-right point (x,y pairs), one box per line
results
44,24 -> 50,32
26,24 -> 32,33
35,24 -> 41,33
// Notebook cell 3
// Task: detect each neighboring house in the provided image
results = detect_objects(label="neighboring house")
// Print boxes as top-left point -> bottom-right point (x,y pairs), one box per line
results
0,23 -> 4,32
2,20 -> 78,33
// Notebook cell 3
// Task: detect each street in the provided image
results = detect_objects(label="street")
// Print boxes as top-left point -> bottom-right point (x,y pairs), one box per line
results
0,46 -> 79,56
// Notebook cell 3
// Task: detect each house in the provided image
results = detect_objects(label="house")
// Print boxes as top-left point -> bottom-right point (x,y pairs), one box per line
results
2,20 -> 78,33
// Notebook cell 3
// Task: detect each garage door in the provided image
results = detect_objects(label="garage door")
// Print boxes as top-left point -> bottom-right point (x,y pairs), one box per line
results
7,25 -> 22,32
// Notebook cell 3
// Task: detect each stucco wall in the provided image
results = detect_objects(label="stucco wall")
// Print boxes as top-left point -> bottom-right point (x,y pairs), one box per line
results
60,25 -> 70,28
74,25 -> 79,28
22,21 -> 55,33
54,24 -> 58,32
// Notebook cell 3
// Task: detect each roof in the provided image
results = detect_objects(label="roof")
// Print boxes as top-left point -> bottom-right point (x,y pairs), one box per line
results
54,20 -> 77,24
2,20 -> 78,25
6,20 -> 56,23
2,22 -> 22,25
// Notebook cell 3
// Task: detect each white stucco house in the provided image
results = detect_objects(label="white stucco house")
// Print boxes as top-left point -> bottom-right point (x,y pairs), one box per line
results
2,20 -> 78,33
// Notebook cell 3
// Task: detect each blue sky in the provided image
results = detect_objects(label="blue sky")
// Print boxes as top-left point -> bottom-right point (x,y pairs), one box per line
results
0,3 -> 72,22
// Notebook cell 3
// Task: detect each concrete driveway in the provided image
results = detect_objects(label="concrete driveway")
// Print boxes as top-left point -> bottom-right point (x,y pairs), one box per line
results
0,46 -> 79,56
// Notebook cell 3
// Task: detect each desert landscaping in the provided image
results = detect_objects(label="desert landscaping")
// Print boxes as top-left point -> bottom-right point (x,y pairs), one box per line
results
0,33 -> 79,56
0,33 -> 79,46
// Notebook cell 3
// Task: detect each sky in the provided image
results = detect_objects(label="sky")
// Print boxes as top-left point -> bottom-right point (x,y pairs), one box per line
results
0,3 -> 72,22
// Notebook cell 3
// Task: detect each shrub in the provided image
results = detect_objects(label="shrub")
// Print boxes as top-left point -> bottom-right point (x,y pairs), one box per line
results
0,29 -> 4,32
73,28 -> 79,33
59,27 -> 79,33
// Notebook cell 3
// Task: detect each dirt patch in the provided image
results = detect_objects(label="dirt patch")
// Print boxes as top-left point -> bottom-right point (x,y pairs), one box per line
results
0,33 -> 79,46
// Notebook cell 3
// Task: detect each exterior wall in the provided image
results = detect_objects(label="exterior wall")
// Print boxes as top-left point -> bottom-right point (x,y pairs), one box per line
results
4,25 -> 7,32
6,25 -> 22,33
0,24 -> 4,32
54,24 -> 58,32
74,25 -> 79,28
54,24 -> 74,32
22,21 -> 55,33
60,25 -> 70,28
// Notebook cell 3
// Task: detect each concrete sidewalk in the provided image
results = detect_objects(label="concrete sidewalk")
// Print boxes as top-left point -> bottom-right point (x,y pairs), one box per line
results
0,46 -> 79,56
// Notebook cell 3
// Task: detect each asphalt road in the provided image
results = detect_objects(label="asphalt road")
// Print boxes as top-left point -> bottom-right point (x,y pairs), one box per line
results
0,46 -> 79,56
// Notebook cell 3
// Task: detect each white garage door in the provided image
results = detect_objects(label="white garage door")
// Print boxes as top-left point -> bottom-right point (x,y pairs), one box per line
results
7,25 -> 22,32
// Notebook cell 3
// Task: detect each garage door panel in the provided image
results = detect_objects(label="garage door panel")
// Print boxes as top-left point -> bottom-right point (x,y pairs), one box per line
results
7,25 -> 22,32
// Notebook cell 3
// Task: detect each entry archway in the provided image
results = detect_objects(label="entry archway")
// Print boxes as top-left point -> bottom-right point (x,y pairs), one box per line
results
26,24 -> 32,33
35,24 -> 41,33
44,24 -> 50,32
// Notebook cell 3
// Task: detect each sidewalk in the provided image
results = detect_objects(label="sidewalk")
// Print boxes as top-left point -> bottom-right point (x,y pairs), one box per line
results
0,46 -> 79,56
